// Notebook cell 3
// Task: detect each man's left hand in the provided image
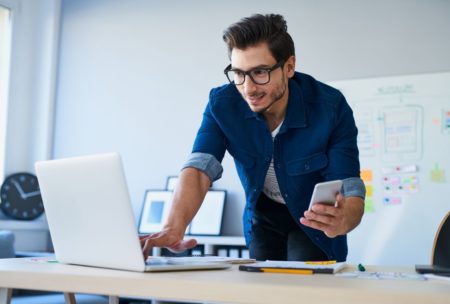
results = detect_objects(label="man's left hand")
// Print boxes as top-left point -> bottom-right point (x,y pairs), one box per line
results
300,194 -> 364,238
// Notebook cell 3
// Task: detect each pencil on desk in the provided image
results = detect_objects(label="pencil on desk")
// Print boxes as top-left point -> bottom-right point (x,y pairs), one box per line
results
259,268 -> 313,275
239,265 -> 314,275
305,260 -> 337,265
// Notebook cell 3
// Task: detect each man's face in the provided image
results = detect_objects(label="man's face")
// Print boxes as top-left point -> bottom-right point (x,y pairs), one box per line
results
230,42 -> 294,114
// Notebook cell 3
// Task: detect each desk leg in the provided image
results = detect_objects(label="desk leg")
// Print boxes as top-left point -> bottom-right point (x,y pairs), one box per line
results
0,288 -> 12,304
64,292 -> 77,304
109,296 -> 119,304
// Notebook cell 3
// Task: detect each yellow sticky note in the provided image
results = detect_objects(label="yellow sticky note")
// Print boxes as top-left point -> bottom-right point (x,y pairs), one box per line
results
430,163 -> 446,183
365,185 -> 373,197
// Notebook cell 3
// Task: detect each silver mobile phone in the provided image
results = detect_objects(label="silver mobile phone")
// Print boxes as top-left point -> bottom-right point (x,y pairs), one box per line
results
308,180 -> 343,210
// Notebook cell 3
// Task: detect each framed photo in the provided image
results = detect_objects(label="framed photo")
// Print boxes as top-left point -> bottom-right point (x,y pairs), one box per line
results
187,190 -> 226,236
166,176 -> 179,191
138,190 -> 174,234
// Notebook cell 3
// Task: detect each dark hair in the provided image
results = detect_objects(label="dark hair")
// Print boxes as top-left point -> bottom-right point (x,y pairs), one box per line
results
222,14 -> 295,62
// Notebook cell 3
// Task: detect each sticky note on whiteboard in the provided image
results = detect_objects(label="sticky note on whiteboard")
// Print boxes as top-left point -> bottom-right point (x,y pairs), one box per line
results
361,169 -> 373,182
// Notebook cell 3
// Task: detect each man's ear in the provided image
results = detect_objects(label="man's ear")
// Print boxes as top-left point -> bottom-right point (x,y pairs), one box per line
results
286,56 -> 296,78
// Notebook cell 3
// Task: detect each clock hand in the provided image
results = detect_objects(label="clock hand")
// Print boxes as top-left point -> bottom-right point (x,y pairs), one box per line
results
11,179 -> 27,199
24,190 -> 41,199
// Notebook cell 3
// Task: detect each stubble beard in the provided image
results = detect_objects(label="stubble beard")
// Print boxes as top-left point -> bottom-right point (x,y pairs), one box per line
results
251,74 -> 288,114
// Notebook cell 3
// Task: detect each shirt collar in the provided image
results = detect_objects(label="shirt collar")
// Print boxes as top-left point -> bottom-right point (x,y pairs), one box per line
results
283,77 -> 307,129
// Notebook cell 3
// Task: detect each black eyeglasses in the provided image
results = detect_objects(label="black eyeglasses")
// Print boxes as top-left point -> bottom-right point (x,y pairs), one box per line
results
224,60 -> 285,85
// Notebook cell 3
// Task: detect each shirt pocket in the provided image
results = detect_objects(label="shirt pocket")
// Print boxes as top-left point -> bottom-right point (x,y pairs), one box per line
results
286,152 -> 328,176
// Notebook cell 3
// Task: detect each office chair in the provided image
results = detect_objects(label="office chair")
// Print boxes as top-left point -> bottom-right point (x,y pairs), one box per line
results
416,211 -> 450,274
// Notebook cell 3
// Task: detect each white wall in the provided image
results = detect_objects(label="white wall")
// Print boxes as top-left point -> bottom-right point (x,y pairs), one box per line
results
53,0 -> 450,239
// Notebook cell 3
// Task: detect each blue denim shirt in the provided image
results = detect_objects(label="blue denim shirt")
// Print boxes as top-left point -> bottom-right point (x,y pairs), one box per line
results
183,72 -> 365,261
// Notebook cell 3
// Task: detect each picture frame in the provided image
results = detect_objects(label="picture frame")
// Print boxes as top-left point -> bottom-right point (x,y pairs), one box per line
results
166,175 -> 179,191
138,190 -> 174,234
187,190 -> 226,236
138,188 -> 226,236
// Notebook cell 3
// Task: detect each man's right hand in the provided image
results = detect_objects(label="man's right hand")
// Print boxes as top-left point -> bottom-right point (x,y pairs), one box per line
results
140,168 -> 210,260
140,229 -> 198,260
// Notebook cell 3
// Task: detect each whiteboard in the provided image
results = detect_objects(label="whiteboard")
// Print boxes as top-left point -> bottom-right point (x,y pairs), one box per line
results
328,72 -> 450,266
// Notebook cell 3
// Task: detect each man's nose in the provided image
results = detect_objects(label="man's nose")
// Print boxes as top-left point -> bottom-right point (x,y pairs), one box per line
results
242,75 -> 257,92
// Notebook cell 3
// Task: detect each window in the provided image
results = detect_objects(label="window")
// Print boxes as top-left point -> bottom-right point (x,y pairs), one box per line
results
0,5 -> 11,180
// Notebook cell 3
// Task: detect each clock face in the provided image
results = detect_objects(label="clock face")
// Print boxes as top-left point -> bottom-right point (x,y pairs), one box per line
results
0,172 -> 44,220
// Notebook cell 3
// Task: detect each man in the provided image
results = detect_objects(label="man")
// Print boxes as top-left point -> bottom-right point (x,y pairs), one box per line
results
141,14 -> 365,262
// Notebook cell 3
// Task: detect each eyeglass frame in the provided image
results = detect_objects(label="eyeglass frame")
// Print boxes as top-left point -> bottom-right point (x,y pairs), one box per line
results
223,60 -> 285,85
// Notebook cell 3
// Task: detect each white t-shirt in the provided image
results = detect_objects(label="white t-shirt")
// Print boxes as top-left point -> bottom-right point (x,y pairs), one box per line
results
262,121 -> 286,204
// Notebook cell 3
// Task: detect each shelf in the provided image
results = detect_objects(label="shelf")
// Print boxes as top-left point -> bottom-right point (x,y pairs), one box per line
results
0,217 -> 49,252
152,236 -> 246,256
192,236 -> 245,246
0,218 -> 48,231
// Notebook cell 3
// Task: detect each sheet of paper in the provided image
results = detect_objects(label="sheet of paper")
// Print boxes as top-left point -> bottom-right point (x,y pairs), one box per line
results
336,271 -> 425,280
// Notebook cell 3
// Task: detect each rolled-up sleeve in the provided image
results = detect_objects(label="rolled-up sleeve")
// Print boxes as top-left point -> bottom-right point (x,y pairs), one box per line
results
342,177 -> 366,199
182,152 -> 223,182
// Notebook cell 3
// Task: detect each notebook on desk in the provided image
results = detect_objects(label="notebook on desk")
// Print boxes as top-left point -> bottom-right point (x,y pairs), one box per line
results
35,153 -> 231,272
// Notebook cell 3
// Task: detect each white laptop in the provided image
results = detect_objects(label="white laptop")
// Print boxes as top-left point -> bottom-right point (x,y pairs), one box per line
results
35,153 -> 231,272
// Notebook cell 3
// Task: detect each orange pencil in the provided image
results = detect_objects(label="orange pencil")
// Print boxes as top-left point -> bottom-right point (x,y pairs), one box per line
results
259,268 -> 313,275
305,260 -> 337,265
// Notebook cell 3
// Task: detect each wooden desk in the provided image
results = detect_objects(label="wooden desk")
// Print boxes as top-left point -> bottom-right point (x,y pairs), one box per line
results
0,258 -> 449,304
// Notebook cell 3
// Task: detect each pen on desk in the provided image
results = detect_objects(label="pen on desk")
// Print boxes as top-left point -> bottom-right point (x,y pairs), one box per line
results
258,268 -> 313,275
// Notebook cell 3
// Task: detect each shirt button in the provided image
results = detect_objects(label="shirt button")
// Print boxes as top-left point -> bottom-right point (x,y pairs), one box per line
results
265,156 -> 270,162
305,163 -> 310,170
284,193 -> 288,198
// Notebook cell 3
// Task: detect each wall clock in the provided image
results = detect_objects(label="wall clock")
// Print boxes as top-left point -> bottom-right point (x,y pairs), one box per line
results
0,172 -> 44,220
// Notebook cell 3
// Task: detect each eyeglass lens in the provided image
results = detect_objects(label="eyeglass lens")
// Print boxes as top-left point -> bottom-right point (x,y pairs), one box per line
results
226,68 -> 271,85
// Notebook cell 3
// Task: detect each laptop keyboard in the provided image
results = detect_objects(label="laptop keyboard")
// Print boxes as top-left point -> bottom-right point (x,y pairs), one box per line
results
145,256 -> 255,266
146,257 -> 174,265
145,257 -> 198,266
